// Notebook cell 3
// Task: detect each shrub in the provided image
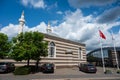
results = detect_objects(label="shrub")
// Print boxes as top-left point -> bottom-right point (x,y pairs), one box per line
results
27,65 -> 38,73
13,66 -> 31,75
104,70 -> 112,74
117,70 -> 120,74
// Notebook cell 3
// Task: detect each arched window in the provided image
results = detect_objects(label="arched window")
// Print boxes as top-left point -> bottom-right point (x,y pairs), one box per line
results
48,42 -> 56,57
78,48 -> 83,59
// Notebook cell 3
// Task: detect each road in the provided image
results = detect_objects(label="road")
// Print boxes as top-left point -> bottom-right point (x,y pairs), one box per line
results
0,67 -> 120,80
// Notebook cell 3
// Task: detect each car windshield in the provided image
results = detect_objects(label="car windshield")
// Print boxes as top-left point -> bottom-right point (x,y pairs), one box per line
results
0,63 -> 5,65
87,64 -> 94,67
45,64 -> 53,66
86,64 -> 95,68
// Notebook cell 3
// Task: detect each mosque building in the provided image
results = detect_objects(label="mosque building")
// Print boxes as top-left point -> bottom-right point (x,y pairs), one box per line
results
2,11 -> 86,68
19,11 -> 86,68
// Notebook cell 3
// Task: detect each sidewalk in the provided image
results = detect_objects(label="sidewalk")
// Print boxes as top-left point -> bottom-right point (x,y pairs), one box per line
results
41,67 -> 118,75
31,67 -> 120,80
32,76 -> 120,80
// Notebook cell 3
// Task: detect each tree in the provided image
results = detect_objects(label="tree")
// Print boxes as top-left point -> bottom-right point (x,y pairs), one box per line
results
87,55 -> 98,65
10,31 -> 48,67
0,33 -> 11,59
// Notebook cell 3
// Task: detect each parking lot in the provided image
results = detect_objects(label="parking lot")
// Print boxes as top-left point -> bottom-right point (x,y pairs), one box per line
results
36,66 -> 118,75
0,67 -> 120,80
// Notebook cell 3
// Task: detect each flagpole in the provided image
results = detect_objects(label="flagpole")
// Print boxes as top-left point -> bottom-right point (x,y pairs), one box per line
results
100,37 -> 106,73
98,28 -> 106,73
111,31 -> 119,70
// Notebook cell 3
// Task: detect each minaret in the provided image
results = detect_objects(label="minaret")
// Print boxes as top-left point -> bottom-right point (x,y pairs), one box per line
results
18,11 -> 25,34
46,22 -> 52,33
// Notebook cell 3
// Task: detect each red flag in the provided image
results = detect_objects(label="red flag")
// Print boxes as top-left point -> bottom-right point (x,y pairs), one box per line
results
99,30 -> 106,39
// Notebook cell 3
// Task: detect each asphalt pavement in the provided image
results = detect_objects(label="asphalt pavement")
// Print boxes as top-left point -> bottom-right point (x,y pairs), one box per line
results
0,67 -> 120,80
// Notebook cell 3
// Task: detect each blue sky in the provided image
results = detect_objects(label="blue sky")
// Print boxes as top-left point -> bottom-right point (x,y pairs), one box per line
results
0,0 -> 120,52
0,0 -> 72,27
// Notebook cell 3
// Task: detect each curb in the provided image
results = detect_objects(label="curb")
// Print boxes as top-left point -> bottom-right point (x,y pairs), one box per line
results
31,77 -> 120,80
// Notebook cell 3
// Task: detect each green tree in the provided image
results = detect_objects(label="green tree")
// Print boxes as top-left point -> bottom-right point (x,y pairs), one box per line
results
10,31 -> 48,67
0,33 -> 11,58
87,55 -> 97,62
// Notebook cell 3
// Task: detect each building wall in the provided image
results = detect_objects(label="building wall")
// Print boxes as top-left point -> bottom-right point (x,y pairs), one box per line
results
87,47 -> 120,67
111,50 -> 120,67
42,34 -> 86,68
0,34 -> 86,68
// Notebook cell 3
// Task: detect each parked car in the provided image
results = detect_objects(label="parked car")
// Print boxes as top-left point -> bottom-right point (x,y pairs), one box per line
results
78,63 -> 97,73
41,63 -> 54,73
0,62 -> 15,73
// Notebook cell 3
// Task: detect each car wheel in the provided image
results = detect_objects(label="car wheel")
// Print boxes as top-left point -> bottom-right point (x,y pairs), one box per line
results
79,68 -> 81,71
5,69 -> 9,73
52,70 -> 54,73
43,70 -> 46,73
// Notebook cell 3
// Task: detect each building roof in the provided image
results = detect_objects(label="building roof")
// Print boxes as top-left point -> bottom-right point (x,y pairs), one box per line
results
87,47 -> 120,56
43,32 -> 85,46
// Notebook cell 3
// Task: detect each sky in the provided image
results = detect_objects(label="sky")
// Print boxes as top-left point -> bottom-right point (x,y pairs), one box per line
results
0,0 -> 120,53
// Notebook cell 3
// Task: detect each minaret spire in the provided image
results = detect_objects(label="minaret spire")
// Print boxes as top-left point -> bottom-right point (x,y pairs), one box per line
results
19,11 -> 25,34
46,22 -> 52,33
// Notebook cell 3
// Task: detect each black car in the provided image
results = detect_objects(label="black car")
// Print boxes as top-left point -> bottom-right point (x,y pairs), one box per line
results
0,62 -> 15,73
41,63 -> 54,73
78,63 -> 97,73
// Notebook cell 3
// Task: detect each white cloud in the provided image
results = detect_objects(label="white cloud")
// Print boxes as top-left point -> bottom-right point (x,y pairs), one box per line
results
21,0 -> 46,8
28,22 -> 47,32
97,7 -> 120,23
68,0 -> 116,8
53,9 -> 120,53
0,24 -> 19,38
54,9 -> 96,41
51,20 -> 58,25
1,9 -> 120,53
56,11 -> 63,15
0,22 -> 47,39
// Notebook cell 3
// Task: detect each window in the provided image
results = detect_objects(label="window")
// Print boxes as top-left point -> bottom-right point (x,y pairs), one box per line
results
65,49 -> 73,54
78,48 -> 83,59
48,42 -> 56,58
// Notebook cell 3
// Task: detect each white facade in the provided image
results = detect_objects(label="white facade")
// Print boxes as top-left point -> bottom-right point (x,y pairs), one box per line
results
42,32 -> 86,68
